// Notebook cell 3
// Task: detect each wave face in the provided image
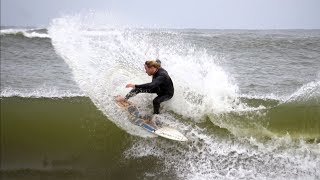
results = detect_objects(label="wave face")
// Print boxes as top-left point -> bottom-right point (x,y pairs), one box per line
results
45,13 -> 320,179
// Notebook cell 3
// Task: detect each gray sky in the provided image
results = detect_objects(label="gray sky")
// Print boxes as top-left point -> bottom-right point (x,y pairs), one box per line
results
1,0 -> 320,29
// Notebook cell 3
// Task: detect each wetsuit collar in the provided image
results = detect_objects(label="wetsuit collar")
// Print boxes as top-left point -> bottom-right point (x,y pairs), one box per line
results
153,68 -> 159,76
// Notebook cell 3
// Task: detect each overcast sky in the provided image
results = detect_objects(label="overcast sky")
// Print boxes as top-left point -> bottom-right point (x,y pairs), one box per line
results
1,0 -> 320,29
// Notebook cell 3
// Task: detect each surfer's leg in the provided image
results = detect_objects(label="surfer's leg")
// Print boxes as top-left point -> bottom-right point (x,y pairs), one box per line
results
152,95 -> 172,114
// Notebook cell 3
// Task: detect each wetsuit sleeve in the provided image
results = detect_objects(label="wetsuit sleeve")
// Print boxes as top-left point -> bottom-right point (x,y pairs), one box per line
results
135,76 -> 165,89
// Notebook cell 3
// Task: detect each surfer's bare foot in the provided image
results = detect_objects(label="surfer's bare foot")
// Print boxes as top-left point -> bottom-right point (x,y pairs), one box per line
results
115,96 -> 126,102
152,115 -> 163,126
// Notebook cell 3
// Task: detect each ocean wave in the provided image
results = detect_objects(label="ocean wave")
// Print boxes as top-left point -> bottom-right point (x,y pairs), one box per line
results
285,80 -> 320,103
239,94 -> 282,102
239,79 -> 320,106
0,28 -> 50,39
202,81 -> 320,140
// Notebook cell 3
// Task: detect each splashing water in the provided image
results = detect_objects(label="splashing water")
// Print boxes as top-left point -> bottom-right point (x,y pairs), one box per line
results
48,14 -> 240,135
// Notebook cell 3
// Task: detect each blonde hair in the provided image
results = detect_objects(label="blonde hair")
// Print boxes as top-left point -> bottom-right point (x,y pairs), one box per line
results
145,60 -> 161,69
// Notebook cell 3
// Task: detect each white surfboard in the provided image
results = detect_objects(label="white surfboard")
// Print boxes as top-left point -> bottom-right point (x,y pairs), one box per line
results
114,96 -> 188,142
155,126 -> 188,141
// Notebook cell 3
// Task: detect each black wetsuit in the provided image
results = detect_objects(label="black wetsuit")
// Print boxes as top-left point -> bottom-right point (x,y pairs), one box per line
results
125,68 -> 174,114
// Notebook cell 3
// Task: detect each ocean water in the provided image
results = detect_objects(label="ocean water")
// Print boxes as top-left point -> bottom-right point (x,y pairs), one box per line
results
1,14 -> 320,179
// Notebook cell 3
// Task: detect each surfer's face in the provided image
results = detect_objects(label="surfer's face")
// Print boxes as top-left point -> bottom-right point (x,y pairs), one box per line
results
144,65 -> 156,76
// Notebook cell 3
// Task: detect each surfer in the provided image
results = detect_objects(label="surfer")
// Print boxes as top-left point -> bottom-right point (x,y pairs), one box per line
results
116,59 -> 174,114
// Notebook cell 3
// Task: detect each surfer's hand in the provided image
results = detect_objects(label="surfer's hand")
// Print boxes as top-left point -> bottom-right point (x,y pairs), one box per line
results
126,84 -> 135,88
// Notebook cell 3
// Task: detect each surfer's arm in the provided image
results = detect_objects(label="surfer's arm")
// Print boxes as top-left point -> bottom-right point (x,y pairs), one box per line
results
135,76 -> 164,89
124,76 -> 164,100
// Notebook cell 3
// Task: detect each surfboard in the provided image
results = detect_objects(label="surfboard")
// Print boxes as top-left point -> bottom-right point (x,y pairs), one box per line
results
115,96 -> 188,142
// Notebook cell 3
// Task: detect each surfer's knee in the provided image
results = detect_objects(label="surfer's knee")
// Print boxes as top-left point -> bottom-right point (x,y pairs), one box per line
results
153,98 -> 161,105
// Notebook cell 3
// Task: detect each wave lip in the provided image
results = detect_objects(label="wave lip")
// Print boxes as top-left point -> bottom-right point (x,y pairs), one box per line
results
0,28 -> 50,39
285,80 -> 320,104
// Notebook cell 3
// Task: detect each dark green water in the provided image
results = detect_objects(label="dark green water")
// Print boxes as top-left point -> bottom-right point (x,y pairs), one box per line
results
0,97 -> 176,179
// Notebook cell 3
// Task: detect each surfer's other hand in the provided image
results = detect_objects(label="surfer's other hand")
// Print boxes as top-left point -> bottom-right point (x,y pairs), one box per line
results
125,84 -> 135,88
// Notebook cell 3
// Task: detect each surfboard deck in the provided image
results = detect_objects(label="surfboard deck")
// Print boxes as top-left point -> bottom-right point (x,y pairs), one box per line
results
114,95 -> 188,141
